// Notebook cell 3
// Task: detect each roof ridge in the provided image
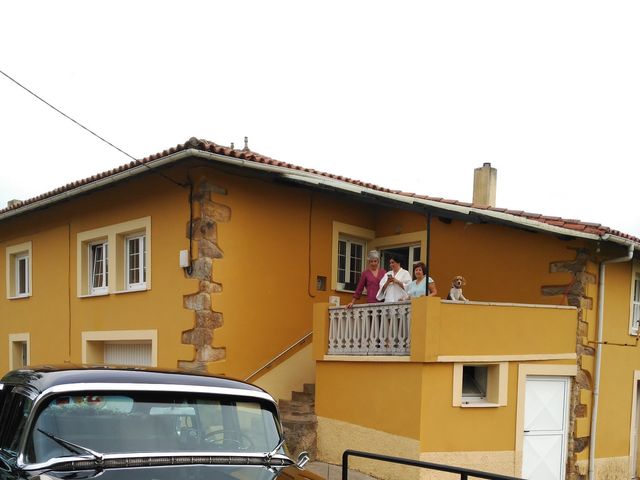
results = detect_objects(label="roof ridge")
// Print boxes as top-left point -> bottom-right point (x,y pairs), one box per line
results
1,137 -> 638,245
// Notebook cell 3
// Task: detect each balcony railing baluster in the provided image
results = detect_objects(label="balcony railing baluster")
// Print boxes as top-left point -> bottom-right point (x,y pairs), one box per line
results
328,301 -> 411,356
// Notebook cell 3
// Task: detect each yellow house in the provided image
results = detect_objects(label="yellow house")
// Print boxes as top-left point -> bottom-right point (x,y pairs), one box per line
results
1,138 -> 639,480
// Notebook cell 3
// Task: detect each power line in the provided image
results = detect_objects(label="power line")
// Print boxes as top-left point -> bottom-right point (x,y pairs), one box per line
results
0,68 -> 186,188
0,68 -> 138,161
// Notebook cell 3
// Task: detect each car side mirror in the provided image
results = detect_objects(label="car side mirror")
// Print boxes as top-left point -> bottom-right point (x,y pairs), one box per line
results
296,451 -> 310,470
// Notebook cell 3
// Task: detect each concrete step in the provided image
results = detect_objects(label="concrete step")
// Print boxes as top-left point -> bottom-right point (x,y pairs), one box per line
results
279,399 -> 315,415
281,412 -> 317,424
292,390 -> 315,403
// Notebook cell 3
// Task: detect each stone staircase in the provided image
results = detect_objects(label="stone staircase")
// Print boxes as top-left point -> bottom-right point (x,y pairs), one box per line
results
279,383 -> 317,459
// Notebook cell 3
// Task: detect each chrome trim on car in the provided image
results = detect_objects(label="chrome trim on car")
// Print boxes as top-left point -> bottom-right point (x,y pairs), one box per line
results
20,451 -> 294,471
40,383 -> 276,403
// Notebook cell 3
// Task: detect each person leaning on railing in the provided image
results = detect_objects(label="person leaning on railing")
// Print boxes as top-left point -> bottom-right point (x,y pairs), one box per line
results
345,250 -> 386,309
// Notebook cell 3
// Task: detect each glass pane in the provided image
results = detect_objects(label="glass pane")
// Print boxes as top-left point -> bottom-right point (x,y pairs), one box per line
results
17,257 -> 27,294
337,240 -> 346,283
462,366 -> 488,397
28,392 -> 281,462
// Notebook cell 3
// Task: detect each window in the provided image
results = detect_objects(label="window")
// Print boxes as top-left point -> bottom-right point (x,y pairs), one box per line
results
9,334 -> 30,370
462,365 -> 488,401
77,217 -> 151,296
453,362 -> 508,407
331,222 -> 375,293
83,330 -> 157,367
89,240 -> 109,295
126,234 -> 146,290
5,241 -> 32,299
380,244 -> 421,273
337,235 -> 365,291
631,262 -> 640,335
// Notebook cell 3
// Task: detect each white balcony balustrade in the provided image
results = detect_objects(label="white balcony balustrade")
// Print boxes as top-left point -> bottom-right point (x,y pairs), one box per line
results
328,301 -> 411,356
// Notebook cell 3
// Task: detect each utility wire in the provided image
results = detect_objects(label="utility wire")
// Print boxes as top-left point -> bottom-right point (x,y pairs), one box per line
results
0,68 -> 137,161
0,68 -> 185,187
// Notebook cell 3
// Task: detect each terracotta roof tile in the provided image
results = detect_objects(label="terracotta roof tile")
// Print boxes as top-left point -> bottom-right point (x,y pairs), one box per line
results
2,137 -> 639,245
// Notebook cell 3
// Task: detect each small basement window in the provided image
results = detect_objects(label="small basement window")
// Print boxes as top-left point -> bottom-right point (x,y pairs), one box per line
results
453,362 -> 508,407
462,365 -> 488,402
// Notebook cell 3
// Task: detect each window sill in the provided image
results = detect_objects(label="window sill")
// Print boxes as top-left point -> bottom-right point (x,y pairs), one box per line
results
460,402 -> 501,408
114,287 -> 149,295
78,292 -> 109,299
7,294 -> 31,300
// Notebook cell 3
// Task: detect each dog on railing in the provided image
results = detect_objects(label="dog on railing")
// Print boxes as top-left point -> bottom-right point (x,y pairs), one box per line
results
447,275 -> 468,302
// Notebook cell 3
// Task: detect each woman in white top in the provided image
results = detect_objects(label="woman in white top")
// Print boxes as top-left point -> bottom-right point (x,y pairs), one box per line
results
376,255 -> 412,302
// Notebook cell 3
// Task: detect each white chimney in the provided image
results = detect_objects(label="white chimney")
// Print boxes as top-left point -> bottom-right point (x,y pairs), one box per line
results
6,199 -> 22,208
472,163 -> 497,207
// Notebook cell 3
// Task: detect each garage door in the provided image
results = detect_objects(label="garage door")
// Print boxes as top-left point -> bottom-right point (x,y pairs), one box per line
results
522,376 -> 569,480
104,342 -> 152,366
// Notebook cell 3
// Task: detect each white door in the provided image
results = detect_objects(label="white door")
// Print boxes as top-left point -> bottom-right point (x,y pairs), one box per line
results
633,381 -> 640,478
522,376 -> 570,480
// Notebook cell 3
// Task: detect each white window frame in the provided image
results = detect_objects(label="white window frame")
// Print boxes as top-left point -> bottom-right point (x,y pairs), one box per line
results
15,253 -> 29,297
331,222 -> 375,293
125,234 -> 146,291
5,241 -> 32,299
337,235 -> 366,292
631,262 -> 640,335
82,330 -> 157,367
89,240 -> 109,296
77,217 -> 151,297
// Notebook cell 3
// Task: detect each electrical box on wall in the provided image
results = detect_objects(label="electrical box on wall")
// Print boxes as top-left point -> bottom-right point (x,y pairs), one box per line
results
179,250 -> 189,268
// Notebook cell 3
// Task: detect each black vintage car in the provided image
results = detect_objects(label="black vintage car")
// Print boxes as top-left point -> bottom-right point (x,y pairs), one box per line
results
0,365 -> 322,480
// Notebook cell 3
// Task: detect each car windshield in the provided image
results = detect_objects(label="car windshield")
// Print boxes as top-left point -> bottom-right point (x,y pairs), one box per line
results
26,391 -> 281,464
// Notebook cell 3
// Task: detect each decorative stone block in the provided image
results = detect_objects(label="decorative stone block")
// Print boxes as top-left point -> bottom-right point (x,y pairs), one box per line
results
182,327 -> 213,348
201,199 -> 232,223
190,257 -> 213,280
198,239 -> 223,259
573,436 -> 589,453
196,345 -> 226,362
189,218 -> 217,242
177,360 -> 208,373
183,292 -> 211,311
574,403 -> 587,418
195,311 -> 223,329
576,369 -> 593,390
577,343 -> 595,357
199,280 -> 223,294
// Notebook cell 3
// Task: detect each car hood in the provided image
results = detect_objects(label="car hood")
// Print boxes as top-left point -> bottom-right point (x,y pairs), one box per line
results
26,464 -> 323,480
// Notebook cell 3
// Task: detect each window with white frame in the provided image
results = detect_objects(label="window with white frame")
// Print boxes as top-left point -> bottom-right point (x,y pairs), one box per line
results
631,262 -> 640,335
89,240 -> 109,295
337,235 -> 365,291
77,217 -> 151,297
126,234 -> 146,290
5,242 -> 32,299
15,253 -> 29,297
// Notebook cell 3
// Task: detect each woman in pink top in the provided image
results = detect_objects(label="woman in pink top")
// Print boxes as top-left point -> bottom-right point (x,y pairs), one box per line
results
346,250 -> 386,308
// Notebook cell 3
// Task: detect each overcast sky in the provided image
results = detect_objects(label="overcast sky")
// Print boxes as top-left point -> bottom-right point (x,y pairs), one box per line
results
1,1 -> 639,237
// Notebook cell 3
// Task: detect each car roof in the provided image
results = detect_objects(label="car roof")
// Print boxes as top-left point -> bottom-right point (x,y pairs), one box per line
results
0,364 -> 266,396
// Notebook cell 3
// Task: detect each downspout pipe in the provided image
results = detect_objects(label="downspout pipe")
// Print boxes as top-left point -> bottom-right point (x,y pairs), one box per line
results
588,244 -> 635,480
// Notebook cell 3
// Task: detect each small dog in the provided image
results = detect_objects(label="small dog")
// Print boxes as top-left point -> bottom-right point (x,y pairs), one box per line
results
447,275 -> 468,302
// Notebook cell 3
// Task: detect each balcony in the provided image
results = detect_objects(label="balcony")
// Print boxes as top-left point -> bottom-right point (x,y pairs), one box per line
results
316,297 -> 578,361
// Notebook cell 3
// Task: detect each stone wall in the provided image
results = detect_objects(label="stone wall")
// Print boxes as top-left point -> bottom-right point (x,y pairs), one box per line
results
179,178 -> 230,373
542,247 -> 596,480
